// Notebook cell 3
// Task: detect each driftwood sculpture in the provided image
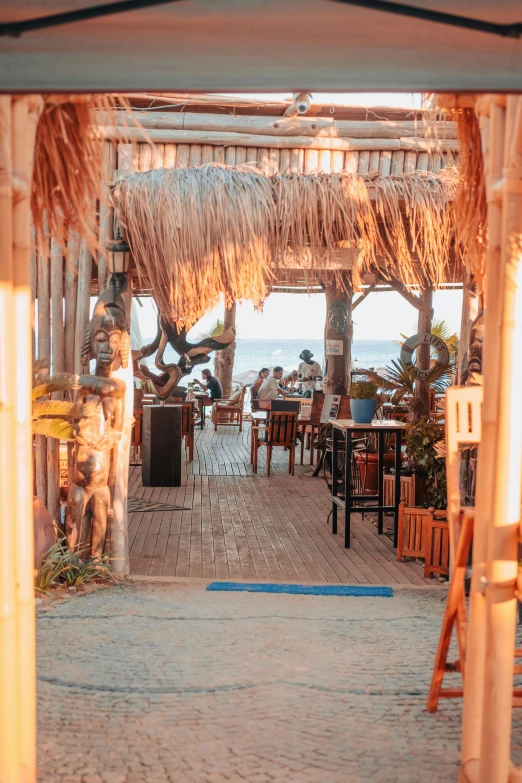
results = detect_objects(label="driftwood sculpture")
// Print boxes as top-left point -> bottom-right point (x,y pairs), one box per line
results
65,287 -> 130,559
136,314 -> 235,400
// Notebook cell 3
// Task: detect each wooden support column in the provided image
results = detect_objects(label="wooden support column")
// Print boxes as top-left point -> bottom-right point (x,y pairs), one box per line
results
110,276 -> 133,576
11,93 -> 42,783
36,225 -> 50,505
0,93 -> 22,783
461,97 -> 505,781
323,274 -> 353,395
74,240 -> 92,375
214,302 -> 237,398
414,286 -> 433,418
98,141 -> 116,293
478,95 -> 522,783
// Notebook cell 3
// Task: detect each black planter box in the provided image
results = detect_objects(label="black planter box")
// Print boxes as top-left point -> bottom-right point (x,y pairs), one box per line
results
142,405 -> 182,487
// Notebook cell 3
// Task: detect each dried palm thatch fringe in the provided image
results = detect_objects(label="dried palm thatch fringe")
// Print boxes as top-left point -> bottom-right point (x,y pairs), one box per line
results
113,165 -> 275,326
32,94 -> 135,257
112,164 -> 460,326
452,108 -> 487,285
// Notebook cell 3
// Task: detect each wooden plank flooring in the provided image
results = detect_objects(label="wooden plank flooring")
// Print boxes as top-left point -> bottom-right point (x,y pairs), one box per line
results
129,422 -> 433,585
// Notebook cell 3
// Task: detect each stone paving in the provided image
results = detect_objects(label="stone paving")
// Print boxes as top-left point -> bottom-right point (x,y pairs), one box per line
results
37,581 -> 522,783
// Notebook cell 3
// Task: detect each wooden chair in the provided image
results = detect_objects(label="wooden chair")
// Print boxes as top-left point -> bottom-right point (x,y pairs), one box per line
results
131,409 -> 143,463
251,411 -> 298,476
175,402 -> 196,462
427,386 -> 483,712
212,386 -> 246,431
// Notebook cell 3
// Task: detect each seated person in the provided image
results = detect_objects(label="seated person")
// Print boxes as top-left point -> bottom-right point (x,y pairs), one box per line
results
251,368 -> 270,399
258,366 -> 284,407
193,368 -> 223,400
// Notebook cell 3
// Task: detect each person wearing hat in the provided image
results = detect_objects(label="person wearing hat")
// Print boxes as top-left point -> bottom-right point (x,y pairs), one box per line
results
298,349 -> 322,398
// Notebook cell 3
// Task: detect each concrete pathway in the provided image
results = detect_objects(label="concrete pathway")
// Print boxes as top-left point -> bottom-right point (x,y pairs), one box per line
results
37,581 -> 522,783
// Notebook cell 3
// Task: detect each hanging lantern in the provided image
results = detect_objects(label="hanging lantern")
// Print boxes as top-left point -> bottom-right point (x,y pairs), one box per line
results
106,227 -> 130,291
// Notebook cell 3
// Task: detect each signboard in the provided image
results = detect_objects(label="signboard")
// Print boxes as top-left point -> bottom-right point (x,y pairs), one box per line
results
325,340 -> 343,356
321,394 -> 341,424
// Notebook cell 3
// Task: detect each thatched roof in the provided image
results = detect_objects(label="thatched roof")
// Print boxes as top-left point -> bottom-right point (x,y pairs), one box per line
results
113,164 -> 460,327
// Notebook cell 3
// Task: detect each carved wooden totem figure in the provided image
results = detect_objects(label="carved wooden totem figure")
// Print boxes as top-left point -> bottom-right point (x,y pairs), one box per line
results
65,288 -> 130,559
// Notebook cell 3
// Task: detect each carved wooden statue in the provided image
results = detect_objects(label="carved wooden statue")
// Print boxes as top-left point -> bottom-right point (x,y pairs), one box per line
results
136,313 -> 235,400
65,288 -> 130,559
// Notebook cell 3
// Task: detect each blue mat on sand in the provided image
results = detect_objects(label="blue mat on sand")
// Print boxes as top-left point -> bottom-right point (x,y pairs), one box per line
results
206,583 -> 393,597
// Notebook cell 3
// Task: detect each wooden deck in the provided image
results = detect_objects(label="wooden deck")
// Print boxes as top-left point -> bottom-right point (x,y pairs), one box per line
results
128,423 -> 434,585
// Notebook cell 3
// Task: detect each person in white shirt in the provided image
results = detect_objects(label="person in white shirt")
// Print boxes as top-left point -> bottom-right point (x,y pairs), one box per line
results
258,366 -> 284,406
298,349 -> 322,398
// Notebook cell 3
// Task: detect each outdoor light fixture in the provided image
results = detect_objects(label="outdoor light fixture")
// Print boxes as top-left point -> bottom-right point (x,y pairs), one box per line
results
106,227 -> 130,292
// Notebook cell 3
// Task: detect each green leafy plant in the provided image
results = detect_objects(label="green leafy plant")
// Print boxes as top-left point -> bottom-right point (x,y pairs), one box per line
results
32,360 -> 92,440
349,380 -> 379,399
35,537 -> 114,593
405,417 -> 447,508
361,359 -> 452,422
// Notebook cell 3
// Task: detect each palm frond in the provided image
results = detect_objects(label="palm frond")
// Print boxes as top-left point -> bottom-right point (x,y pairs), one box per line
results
32,419 -> 75,440
33,372 -> 78,400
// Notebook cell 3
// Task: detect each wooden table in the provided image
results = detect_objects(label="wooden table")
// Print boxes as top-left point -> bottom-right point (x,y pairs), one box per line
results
330,419 -> 407,548
194,392 -> 213,429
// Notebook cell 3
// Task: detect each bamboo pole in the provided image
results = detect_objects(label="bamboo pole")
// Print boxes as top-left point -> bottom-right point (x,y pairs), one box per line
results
30,224 -> 36,358
74,240 -> 92,376
100,126 -> 459,152
358,151 -> 370,174
268,148 -> 280,174
344,151 -> 359,173
0,94 -> 22,783
369,150 -> 380,173
99,110 -> 458,139
151,142 -> 164,169
110,276 -> 133,576
225,146 -> 236,166
235,146 -> 247,165
417,152 -> 429,172
478,96 -> 522,783
331,150 -> 344,173
461,99 -> 505,779
304,149 -> 318,174
189,144 -> 202,166
138,143 -> 152,171
318,149 -> 331,173
378,150 -> 392,175
164,143 -> 176,168
98,142 -> 116,292
257,148 -> 269,174
176,144 -> 190,167
246,147 -> 257,167
35,225 -> 50,505
64,231 -> 80,374
289,148 -> 301,173
47,238 -> 64,530
404,151 -> 417,172
12,93 -> 42,783
391,150 -> 405,174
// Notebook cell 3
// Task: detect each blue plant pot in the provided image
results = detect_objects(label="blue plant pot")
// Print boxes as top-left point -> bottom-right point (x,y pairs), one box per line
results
350,399 -> 376,424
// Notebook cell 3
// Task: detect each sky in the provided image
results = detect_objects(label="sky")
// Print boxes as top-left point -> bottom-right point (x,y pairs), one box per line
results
134,91 -> 462,343
135,288 -> 462,343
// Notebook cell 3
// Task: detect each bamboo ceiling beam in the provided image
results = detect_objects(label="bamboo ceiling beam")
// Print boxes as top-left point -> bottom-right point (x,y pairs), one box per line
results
387,275 -> 434,318
100,126 -> 458,153
352,280 -> 378,309
98,110 -> 458,140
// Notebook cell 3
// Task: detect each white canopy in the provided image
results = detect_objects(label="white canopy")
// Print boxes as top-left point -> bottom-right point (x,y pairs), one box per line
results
0,0 -> 521,91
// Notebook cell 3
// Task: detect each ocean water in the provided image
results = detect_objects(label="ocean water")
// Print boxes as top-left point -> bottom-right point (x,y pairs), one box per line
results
143,338 -> 402,385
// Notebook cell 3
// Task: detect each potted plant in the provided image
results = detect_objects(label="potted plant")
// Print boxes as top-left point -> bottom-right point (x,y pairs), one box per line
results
349,379 -> 379,423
